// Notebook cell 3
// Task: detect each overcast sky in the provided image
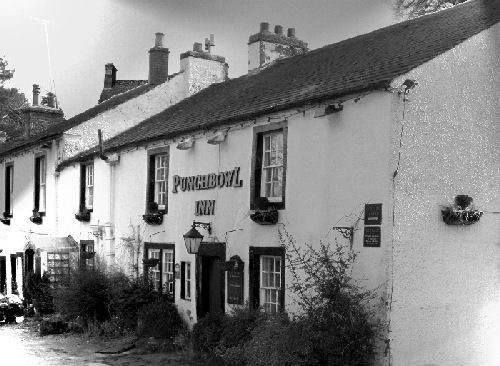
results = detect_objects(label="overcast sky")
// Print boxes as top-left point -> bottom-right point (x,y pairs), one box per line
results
0,0 -> 396,118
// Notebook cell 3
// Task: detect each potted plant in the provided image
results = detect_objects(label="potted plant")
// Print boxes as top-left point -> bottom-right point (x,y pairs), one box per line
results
142,202 -> 163,225
0,212 -> 10,225
441,195 -> 483,225
250,197 -> 279,225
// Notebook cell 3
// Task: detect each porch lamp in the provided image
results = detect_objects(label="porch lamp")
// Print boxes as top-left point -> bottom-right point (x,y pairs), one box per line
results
183,221 -> 212,254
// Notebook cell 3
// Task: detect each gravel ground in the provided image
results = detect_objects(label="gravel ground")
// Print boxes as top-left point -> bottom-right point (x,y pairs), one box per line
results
0,319 -> 200,366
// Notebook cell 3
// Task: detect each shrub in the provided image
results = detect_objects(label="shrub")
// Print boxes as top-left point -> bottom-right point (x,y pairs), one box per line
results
108,273 -> 158,331
136,297 -> 184,338
53,267 -> 110,324
192,311 -> 225,355
242,315 -> 315,366
24,272 -> 54,315
280,227 -> 382,365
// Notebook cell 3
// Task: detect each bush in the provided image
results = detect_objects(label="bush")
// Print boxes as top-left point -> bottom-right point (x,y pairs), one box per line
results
24,272 -> 54,315
53,267 -> 110,324
136,297 -> 184,338
192,311 -> 225,355
280,227 -> 382,365
242,315 -> 315,366
108,273 -> 158,331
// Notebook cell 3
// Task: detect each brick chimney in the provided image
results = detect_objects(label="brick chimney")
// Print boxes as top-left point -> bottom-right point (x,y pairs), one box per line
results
248,22 -> 308,74
179,37 -> 228,97
104,63 -> 117,89
148,32 -> 169,85
32,84 -> 40,106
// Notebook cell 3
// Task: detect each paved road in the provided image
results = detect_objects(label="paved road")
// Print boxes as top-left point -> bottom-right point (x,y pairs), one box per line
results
0,321 -> 108,366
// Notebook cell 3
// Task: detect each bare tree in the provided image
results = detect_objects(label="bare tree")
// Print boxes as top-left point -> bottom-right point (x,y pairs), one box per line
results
394,0 -> 468,19
0,58 -> 27,142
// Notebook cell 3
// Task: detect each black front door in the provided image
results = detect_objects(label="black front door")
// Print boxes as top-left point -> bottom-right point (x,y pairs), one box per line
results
198,255 -> 225,318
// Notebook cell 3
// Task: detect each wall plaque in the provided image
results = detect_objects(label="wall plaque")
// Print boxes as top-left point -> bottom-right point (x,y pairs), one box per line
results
363,226 -> 381,247
365,204 -> 382,225
226,256 -> 244,305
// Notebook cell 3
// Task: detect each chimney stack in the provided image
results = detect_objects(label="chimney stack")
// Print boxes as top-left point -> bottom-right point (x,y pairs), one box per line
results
104,63 -> 117,89
260,22 -> 269,33
287,28 -> 295,37
32,84 -> 40,106
274,25 -> 283,35
193,42 -> 203,52
148,32 -> 170,85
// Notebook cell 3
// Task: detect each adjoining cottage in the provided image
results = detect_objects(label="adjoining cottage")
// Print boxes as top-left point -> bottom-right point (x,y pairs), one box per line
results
2,0 -> 500,364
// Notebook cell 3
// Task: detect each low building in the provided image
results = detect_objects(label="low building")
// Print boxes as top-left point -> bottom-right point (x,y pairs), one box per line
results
2,0 -> 500,364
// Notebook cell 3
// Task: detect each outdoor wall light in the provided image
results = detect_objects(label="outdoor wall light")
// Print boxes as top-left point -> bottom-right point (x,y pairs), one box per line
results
324,103 -> 343,115
89,225 -> 104,240
177,137 -> 195,150
207,131 -> 227,145
183,221 -> 212,254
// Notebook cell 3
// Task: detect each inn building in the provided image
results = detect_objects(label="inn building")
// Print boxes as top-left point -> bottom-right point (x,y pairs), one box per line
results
1,1 -> 500,364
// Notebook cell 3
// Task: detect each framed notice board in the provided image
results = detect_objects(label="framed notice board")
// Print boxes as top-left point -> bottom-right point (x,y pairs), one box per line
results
227,257 -> 244,305
364,204 -> 382,225
363,226 -> 381,247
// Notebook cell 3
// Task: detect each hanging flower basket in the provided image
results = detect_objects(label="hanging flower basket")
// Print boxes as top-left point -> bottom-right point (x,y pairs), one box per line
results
441,195 -> 483,225
0,212 -> 10,226
143,258 -> 160,268
29,210 -> 43,225
250,197 -> 279,225
250,208 -> 279,225
75,208 -> 91,222
142,213 -> 163,225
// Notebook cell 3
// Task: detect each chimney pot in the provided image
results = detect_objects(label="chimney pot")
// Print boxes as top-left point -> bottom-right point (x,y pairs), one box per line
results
46,92 -> 55,108
287,28 -> 295,37
260,22 -> 269,33
193,42 -> 203,52
154,32 -> 165,47
32,84 -> 40,106
274,25 -> 283,35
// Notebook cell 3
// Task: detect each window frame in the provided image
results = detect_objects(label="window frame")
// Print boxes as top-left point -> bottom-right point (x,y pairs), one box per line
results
34,154 -> 47,214
260,255 -> 282,314
46,251 -> 70,286
146,147 -> 169,214
144,242 -> 175,300
180,261 -> 191,301
250,121 -> 288,210
4,163 -> 14,217
80,240 -> 95,270
249,246 -> 285,312
79,162 -> 94,212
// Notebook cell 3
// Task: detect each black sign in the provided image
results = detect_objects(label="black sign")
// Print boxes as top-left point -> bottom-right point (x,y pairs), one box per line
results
365,204 -> 382,225
227,256 -> 244,305
363,226 -> 381,247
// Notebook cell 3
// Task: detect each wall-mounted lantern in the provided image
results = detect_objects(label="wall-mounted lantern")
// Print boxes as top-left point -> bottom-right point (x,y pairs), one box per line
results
29,209 -> 43,225
177,137 -> 195,150
89,224 -> 104,239
183,221 -> 212,254
207,131 -> 227,145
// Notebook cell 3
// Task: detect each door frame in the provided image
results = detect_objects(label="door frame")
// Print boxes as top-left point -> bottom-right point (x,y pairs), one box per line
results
196,242 -> 226,318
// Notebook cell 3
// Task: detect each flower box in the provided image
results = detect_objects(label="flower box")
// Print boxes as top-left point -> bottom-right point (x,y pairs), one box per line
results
30,210 -> 43,225
143,258 -> 160,268
441,207 -> 483,225
75,208 -> 91,222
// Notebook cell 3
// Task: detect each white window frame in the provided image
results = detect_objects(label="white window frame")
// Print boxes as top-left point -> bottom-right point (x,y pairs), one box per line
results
38,156 -> 46,212
185,262 -> 191,300
148,249 -> 161,291
260,255 -> 282,314
162,249 -> 174,295
85,164 -> 94,209
154,154 -> 167,210
261,131 -> 284,203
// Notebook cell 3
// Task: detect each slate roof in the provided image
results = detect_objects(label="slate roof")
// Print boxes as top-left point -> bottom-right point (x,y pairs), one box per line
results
98,80 -> 148,104
58,0 -> 498,167
0,82 -> 155,157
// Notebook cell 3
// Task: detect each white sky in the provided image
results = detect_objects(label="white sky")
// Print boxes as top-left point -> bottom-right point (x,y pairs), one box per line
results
0,0 -> 396,118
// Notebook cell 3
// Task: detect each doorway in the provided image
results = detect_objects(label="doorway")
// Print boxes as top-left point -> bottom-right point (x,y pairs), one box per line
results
196,242 -> 226,318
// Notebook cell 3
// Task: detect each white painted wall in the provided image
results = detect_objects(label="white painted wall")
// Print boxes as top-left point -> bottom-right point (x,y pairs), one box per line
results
389,22 -> 500,366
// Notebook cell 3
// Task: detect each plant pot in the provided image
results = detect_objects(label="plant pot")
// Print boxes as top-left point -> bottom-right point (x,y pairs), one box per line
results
143,258 -> 160,268
75,210 -> 91,222
142,213 -> 163,225
441,208 -> 483,225
250,208 -> 278,225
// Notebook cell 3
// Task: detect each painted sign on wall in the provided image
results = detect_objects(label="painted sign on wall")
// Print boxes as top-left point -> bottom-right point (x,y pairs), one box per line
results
195,200 -> 215,216
172,167 -> 243,193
